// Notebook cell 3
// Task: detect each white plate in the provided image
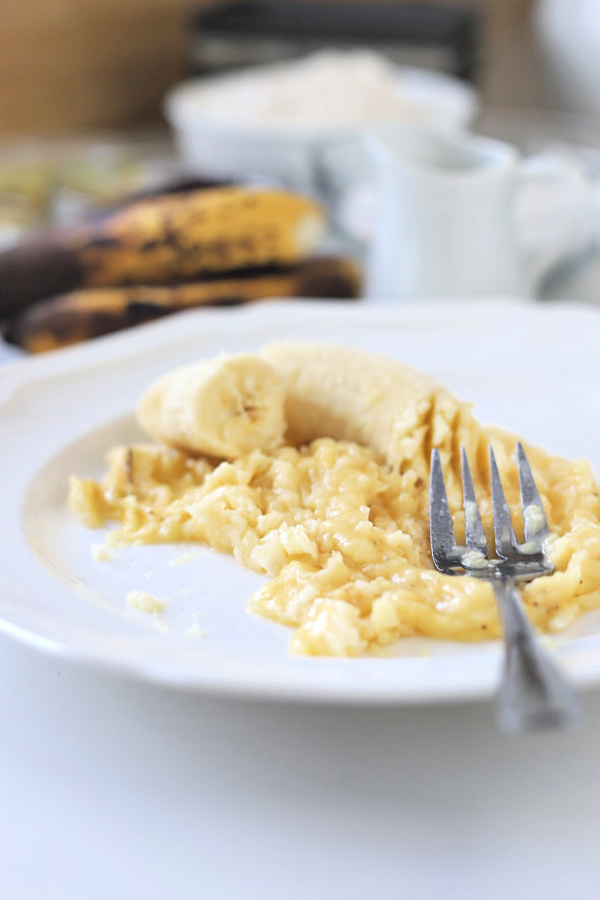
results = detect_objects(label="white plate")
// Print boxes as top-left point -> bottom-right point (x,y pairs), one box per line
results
3,299 -> 600,705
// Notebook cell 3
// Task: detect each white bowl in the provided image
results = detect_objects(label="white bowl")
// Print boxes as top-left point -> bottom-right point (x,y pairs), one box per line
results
164,65 -> 479,194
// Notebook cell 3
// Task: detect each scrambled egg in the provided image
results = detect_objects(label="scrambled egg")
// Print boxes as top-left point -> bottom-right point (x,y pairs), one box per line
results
69,428 -> 600,656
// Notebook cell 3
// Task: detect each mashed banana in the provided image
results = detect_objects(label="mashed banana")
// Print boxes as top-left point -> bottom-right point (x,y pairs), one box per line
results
70,427 -> 600,656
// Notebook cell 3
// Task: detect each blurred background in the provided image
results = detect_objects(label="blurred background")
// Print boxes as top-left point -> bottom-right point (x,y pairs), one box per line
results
0,0 -> 542,134
3,0 -> 600,354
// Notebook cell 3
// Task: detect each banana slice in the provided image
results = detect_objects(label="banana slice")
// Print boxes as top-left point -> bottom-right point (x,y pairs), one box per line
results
261,341 -> 478,471
136,353 -> 286,459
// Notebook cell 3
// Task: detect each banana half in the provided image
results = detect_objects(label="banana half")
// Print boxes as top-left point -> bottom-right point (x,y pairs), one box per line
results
261,342 -> 478,473
136,353 -> 286,459
136,342 -> 478,470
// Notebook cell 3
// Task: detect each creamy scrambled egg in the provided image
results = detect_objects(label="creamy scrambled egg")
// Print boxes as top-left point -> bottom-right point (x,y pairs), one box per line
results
69,428 -> 600,656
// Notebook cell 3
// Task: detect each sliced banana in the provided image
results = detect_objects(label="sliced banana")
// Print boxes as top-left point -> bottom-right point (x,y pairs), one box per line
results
136,353 -> 286,459
261,341 -> 478,471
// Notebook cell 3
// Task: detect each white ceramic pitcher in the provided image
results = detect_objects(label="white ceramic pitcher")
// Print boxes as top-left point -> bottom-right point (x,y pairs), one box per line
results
365,124 -> 589,300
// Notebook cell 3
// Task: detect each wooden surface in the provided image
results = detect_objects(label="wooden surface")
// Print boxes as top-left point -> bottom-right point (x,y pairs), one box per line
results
0,0 -> 540,137
0,0 -> 203,135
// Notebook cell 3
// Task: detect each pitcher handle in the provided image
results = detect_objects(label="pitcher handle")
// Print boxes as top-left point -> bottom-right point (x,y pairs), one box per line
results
518,153 -> 591,292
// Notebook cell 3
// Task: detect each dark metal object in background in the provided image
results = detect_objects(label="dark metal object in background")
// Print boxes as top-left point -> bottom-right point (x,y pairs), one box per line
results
187,2 -> 479,83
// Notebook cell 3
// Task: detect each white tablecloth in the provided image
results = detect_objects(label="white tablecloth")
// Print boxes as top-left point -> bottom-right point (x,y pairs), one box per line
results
1,631 -> 599,900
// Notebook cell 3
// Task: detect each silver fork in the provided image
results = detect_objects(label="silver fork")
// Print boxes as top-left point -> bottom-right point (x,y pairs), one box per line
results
429,442 -> 581,733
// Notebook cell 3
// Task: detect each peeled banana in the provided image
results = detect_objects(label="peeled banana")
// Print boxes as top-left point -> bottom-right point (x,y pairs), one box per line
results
0,187 -> 326,316
136,343 -> 479,477
5,257 -> 361,353
136,353 -> 286,459
261,342 -> 479,474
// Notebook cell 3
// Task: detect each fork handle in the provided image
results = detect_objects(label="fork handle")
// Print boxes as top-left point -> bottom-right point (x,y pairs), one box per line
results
492,578 -> 581,733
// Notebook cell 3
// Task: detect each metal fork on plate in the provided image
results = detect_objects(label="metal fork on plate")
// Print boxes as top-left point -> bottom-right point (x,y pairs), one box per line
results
429,442 -> 581,733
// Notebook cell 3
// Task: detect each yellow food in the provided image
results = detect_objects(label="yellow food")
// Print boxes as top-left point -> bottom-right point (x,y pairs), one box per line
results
126,590 -> 165,615
137,353 -> 286,459
7,256 -> 361,354
74,187 -> 326,286
261,341 -> 479,474
69,345 -> 600,656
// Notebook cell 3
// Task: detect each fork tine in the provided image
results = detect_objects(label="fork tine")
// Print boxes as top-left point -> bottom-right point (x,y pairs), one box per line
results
516,442 -> 550,542
430,448 -> 458,565
461,448 -> 488,556
489,446 -> 519,559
